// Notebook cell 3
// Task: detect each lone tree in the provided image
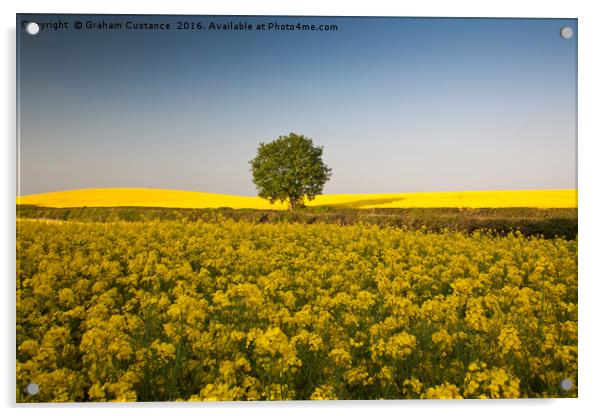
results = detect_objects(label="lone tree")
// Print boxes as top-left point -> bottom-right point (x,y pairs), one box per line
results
250,133 -> 332,211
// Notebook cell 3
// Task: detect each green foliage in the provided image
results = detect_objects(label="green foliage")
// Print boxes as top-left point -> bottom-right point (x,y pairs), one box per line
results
249,133 -> 332,210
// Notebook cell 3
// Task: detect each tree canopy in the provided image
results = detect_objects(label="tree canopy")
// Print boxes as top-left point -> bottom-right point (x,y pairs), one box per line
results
249,133 -> 332,211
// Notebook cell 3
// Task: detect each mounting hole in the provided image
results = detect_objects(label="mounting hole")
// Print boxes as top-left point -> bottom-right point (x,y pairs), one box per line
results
26,382 -> 39,395
560,378 -> 574,391
560,26 -> 573,40
25,22 -> 40,35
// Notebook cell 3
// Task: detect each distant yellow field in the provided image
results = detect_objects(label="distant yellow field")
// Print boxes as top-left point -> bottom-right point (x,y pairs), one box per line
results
16,188 -> 577,209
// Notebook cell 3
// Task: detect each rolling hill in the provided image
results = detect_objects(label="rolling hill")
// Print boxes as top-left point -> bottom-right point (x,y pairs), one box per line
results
16,188 -> 577,209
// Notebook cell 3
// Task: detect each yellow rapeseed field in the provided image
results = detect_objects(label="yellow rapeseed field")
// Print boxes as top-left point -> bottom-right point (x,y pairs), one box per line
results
17,188 -> 577,209
17,218 -> 577,401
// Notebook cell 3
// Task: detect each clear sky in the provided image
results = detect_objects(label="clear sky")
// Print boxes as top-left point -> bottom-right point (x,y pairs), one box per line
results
17,15 -> 577,196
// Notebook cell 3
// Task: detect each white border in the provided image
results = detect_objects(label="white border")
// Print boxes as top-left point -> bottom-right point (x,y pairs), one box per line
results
3,1 -> 600,415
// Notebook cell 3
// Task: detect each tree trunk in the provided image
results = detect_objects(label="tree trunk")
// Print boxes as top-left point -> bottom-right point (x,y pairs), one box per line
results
289,198 -> 296,211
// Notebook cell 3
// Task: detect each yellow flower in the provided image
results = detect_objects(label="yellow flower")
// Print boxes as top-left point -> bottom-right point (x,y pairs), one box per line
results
403,377 -> 423,395
151,341 -> 176,361
310,385 -> 337,400
431,329 -> 453,351
329,348 -> 352,367
498,326 -> 522,357
423,382 -> 463,399
58,288 -> 75,306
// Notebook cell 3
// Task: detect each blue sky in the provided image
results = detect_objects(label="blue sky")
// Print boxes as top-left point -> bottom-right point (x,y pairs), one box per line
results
17,15 -> 577,195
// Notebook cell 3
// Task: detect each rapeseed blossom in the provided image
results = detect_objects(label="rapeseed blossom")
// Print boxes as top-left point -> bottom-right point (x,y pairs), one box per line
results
16,218 -> 577,401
